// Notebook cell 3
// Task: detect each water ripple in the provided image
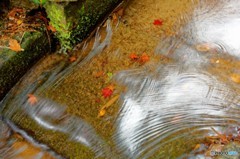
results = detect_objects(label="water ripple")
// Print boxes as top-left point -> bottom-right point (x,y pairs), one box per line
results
114,62 -> 240,158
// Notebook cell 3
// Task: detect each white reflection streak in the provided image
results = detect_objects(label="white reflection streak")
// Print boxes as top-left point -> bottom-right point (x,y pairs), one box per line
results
193,0 -> 240,57
116,68 -> 231,158
118,99 -> 147,153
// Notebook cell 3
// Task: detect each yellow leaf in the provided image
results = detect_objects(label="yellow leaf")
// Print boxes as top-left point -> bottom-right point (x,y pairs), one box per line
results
17,20 -> 23,25
98,95 -> 120,118
98,109 -> 106,117
9,39 -> 24,52
102,95 -> 120,110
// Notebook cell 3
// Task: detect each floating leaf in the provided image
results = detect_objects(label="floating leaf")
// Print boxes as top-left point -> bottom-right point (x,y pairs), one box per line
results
153,19 -> 163,26
27,94 -> 37,105
9,39 -> 24,52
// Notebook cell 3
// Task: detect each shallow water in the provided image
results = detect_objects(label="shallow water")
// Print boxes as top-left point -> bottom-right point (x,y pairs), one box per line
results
1,0 -> 240,158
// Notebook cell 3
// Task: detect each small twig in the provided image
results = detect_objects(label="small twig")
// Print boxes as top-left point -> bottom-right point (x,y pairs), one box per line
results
20,32 -> 25,44
211,127 -> 229,144
0,46 -> 10,49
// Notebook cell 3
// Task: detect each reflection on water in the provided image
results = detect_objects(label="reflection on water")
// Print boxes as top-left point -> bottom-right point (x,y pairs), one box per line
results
1,0 -> 240,158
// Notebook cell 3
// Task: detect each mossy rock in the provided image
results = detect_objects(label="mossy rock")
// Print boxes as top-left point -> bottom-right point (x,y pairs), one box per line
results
0,31 -> 50,100
44,0 -> 123,53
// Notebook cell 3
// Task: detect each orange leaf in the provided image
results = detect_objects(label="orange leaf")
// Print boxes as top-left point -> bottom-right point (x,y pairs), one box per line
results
139,52 -> 150,63
129,53 -> 139,61
98,109 -> 106,117
9,39 -> 24,52
27,94 -> 37,105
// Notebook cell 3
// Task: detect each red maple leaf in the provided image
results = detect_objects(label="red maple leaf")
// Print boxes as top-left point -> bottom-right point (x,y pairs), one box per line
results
102,86 -> 114,98
153,19 -> 163,26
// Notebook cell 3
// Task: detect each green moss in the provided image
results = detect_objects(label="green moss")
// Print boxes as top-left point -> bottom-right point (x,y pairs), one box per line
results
0,31 -> 50,100
71,0 -> 122,44
44,0 -> 122,53
45,2 -> 73,53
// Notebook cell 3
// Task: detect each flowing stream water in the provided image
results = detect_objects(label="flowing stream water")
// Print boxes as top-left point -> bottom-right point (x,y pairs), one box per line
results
1,0 -> 240,158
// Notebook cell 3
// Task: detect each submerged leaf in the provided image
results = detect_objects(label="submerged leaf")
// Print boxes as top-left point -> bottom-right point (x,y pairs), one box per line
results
231,73 -> 240,84
27,94 -> 37,105
93,71 -> 104,78
98,95 -> 120,117
153,19 -> 163,26
129,53 -> 139,60
139,52 -> 150,63
98,109 -> 106,117
107,72 -> 113,79
101,85 -> 114,98
102,88 -> 113,98
101,95 -> 120,110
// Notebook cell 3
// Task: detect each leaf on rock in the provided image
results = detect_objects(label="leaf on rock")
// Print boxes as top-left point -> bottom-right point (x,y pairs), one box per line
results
47,24 -> 57,32
9,39 -> 24,52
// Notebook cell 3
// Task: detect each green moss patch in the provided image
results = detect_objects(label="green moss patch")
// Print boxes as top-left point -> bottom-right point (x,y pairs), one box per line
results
0,31 -> 50,100
44,0 -> 123,52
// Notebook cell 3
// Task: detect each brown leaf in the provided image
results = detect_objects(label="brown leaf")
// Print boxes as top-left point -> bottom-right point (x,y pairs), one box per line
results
9,39 -> 24,52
